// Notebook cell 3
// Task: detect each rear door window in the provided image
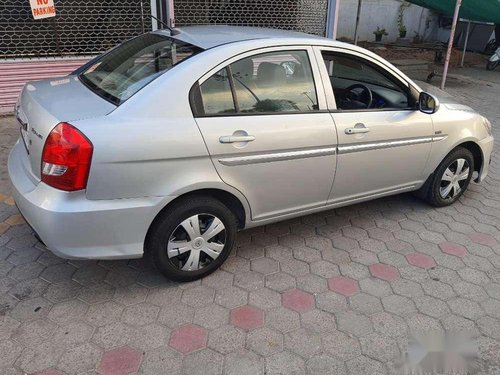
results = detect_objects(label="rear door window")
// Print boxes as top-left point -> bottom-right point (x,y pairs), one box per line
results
199,68 -> 236,115
195,49 -> 319,116
230,50 -> 319,113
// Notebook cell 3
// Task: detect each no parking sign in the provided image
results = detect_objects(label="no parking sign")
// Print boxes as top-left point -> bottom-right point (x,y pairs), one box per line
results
29,0 -> 56,20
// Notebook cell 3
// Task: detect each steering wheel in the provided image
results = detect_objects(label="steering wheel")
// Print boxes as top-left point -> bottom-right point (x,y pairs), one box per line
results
343,84 -> 373,109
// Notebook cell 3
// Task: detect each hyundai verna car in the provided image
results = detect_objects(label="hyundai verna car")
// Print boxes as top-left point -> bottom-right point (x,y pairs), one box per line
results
8,26 -> 494,281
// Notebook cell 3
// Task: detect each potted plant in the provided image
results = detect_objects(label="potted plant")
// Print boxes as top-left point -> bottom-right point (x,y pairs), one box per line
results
398,1 -> 410,38
373,27 -> 388,42
399,24 -> 407,38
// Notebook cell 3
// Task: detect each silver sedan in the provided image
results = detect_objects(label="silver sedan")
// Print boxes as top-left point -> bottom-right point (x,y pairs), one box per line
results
8,26 -> 494,281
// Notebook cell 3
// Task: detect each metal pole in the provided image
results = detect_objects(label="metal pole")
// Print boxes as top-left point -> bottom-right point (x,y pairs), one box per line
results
51,18 -> 62,57
140,1 -> 145,33
353,0 -> 363,45
150,0 -> 158,30
441,0 -> 462,90
326,0 -> 340,40
166,0 -> 175,28
461,21 -> 471,67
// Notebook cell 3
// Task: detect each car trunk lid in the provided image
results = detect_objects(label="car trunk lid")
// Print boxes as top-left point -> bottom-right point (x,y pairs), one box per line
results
16,75 -> 116,180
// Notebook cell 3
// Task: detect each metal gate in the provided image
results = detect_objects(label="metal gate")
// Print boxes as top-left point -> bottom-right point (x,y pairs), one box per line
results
1,0 -> 152,59
173,0 -> 328,36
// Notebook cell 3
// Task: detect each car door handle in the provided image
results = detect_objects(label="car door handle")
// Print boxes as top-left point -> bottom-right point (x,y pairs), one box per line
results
219,135 -> 255,143
345,123 -> 370,135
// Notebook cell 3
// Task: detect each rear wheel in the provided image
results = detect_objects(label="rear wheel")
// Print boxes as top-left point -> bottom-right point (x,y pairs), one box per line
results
487,60 -> 499,71
484,39 -> 497,55
146,196 -> 237,282
424,147 -> 474,207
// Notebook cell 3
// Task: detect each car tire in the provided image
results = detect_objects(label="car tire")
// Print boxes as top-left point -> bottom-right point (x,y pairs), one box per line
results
424,147 -> 474,207
145,196 -> 237,282
487,60 -> 499,71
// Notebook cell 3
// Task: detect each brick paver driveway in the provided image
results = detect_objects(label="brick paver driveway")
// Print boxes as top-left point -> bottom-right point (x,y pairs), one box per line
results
0,73 -> 499,375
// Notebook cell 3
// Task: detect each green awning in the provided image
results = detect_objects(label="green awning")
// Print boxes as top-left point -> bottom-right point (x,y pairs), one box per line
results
407,0 -> 500,24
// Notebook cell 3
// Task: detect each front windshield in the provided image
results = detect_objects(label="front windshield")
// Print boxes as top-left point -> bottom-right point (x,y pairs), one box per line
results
79,33 -> 202,105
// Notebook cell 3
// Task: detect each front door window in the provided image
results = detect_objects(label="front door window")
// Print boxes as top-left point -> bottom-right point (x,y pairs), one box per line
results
323,53 -> 413,110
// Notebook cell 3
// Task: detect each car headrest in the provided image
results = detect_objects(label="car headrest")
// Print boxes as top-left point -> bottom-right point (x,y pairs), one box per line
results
256,62 -> 286,87
231,59 -> 254,82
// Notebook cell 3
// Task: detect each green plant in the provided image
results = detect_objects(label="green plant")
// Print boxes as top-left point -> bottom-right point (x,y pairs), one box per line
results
373,26 -> 388,37
398,1 -> 410,37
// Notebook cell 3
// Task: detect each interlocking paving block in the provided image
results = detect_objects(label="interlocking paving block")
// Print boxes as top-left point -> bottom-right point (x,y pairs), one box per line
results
369,263 -> 400,282
223,348 -> 264,375
230,305 -> 264,331
169,324 -> 208,354
207,325 -> 245,354
92,322 -> 134,350
336,311 -> 373,337
193,303 -> 229,330
214,286 -> 248,309
265,350 -> 305,375
121,302 -> 159,326
140,347 -> 182,375
58,343 -> 103,375
181,349 -> 223,375
284,328 -> 322,357
328,275 -> 359,296
96,346 -> 143,375
0,77 -> 499,375
282,289 -> 315,313
406,252 -> 436,269
322,329 -> 362,361
246,327 -> 283,356
248,288 -> 281,311
439,241 -> 468,257
266,306 -> 300,333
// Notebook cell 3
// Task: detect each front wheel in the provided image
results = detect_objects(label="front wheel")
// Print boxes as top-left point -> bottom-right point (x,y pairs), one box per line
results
487,60 -> 499,71
146,196 -> 237,282
424,147 -> 474,207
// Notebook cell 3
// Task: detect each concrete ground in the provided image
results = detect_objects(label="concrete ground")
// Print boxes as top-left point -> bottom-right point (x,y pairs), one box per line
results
0,68 -> 499,375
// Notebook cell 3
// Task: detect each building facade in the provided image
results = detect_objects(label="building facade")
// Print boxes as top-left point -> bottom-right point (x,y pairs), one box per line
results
1,0 -> 432,113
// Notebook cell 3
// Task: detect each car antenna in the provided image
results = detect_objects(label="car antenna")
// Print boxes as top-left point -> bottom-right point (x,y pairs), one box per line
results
150,14 -> 180,35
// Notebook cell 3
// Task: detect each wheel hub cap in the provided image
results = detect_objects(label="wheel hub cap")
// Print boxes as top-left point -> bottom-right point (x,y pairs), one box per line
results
193,237 -> 204,249
167,214 -> 226,272
439,158 -> 470,200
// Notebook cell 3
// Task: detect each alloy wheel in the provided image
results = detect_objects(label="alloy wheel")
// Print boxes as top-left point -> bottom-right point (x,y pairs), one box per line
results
439,158 -> 470,200
167,214 -> 226,271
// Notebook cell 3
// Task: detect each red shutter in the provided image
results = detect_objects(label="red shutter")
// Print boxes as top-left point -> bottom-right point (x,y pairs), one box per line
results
0,58 -> 90,114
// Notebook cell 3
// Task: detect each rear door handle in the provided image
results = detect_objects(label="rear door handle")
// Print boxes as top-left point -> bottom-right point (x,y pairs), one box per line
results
219,135 -> 255,143
345,123 -> 370,135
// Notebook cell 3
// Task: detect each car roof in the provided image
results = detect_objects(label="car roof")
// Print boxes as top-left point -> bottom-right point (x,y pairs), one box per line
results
157,25 -> 329,49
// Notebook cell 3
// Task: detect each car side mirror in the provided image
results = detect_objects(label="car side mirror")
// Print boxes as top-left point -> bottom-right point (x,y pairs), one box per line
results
419,92 -> 440,114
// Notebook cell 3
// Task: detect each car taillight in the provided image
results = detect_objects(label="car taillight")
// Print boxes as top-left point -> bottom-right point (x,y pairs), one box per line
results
41,122 -> 93,191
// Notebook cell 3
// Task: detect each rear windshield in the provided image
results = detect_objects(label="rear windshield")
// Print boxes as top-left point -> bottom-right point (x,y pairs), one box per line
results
79,33 -> 202,105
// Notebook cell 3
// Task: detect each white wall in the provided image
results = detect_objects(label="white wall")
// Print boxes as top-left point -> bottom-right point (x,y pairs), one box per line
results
336,0 -> 436,42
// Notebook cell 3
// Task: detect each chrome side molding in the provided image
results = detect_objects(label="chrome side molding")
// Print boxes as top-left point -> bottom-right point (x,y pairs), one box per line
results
218,147 -> 337,166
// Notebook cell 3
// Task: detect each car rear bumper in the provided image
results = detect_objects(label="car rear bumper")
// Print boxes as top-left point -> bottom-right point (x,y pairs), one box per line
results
478,135 -> 494,183
8,140 -> 173,260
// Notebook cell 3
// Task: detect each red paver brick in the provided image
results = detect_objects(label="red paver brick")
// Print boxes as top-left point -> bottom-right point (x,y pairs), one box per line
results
439,242 -> 467,257
5,214 -> 25,226
169,324 -> 208,354
230,305 -> 264,331
97,346 -> 142,375
282,289 -> 315,313
369,263 -> 400,282
406,253 -> 436,269
327,276 -> 359,296
469,232 -> 497,247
